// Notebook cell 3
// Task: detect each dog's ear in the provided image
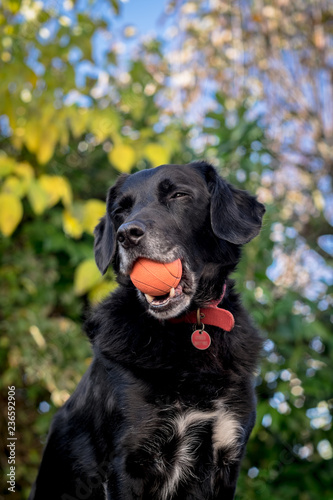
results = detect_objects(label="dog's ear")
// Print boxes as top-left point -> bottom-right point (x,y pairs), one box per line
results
206,165 -> 265,244
94,178 -> 124,275
94,210 -> 115,275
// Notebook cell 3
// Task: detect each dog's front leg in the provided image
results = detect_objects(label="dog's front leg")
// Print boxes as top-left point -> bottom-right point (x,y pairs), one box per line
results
29,421 -> 109,500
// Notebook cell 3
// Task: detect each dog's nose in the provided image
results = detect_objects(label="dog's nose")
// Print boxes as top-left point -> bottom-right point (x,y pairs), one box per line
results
117,221 -> 146,248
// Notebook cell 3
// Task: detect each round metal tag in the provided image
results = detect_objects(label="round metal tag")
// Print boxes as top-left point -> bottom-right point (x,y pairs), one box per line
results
191,329 -> 211,350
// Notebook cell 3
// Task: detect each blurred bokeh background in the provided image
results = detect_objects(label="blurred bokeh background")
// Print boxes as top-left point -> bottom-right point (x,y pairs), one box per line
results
0,1 -> 332,498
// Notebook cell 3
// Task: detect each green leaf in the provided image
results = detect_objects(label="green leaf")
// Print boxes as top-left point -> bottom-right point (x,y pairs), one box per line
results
111,0 -> 120,15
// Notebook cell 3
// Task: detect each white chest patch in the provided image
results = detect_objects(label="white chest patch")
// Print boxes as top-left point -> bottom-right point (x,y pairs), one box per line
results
156,404 -> 243,499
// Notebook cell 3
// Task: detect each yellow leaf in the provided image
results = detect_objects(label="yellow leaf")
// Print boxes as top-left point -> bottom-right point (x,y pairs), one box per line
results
14,162 -> 34,182
29,325 -> 46,349
85,357 -> 92,366
25,119 -> 59,164
0,193 -> 23,236
59,125 -> 69,148
39,175 -> 73,208
109,144 -> 136,173
88,280 -> 117,304
2,176 -> 27,198
0,156 -> 16,177
24,120 -> 41,154
83,199 -> 106,235
4,25 -> 14,34
313,189 -> 324,211
3,91 -> 15,129
2,0 -> 20,14
3,163 -> 35,198
89,110 -> 120,142
38,175 -> 60,207
62,209 -> 83,239
36,124 -> 58,165
27,180 -> 49,215
59,178 -> 72,207
11,134 -> 23,150
144,143 -> 170,166
28,71 -> 38,88
69,109 -> 89,138
14,162 -> 34,193
74,259 -> 102,296
51,389 -> 70,407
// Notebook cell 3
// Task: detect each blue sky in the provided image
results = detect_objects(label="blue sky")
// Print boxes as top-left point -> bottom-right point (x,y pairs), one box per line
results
115,0 -> 166,35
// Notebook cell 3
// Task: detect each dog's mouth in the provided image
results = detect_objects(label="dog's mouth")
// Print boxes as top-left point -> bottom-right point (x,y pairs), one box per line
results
144,282 -> 184,307
137,261 -> 195,320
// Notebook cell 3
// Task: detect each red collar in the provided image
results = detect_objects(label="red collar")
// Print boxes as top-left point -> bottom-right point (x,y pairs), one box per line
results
170,284 -> 235,332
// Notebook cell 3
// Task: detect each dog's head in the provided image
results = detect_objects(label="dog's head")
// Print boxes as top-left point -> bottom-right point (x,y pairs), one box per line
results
94,162 -> 265,319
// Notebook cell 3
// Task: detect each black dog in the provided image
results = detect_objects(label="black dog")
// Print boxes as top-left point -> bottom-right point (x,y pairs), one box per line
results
30,161 -> 265,500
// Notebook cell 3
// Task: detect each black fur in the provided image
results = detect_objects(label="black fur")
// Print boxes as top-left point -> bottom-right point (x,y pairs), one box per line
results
30,162 -> 265,500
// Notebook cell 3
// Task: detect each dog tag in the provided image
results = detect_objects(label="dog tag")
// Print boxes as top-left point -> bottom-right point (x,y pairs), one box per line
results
191,329 -> 211,350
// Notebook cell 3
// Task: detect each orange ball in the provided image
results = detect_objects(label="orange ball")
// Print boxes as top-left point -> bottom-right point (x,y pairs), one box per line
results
130,258 -> 182,296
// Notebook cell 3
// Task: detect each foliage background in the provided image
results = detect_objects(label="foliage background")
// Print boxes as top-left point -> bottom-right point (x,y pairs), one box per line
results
0,1 -> 332,499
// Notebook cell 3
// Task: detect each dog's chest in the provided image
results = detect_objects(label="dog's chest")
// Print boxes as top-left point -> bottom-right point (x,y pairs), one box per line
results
122,402 -> 243,498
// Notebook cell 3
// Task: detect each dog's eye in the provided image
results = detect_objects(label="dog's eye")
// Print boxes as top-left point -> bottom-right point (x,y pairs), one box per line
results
119,196 -> 133,210
113,207 -> 123,216
171,192 -> 188,199
112,196 -> 133,218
